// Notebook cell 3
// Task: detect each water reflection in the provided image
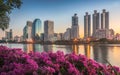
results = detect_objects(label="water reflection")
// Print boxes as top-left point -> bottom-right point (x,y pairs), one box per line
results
2,43 -> 120,66
55,45 -> 72,54
43,45 -> 53,52
71,44 -> 91,59
23,44 -> 43,53
22,44 -> 108,64
84,44 -> 91,59
72,45 -> 79,54
92,45 -> 108,64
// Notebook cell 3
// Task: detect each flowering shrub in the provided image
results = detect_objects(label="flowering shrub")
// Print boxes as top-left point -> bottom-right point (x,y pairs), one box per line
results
0,46 -> 38,75
0,46 -> 120,75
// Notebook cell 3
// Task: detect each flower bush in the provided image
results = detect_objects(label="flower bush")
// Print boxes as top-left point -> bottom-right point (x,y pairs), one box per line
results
0,45 -> 120,75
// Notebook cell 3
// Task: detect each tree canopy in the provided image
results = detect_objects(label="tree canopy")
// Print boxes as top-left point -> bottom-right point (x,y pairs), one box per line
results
0,0 -> 22,30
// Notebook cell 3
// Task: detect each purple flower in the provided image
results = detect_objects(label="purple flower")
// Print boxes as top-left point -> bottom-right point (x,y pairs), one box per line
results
0,46 -> 120,75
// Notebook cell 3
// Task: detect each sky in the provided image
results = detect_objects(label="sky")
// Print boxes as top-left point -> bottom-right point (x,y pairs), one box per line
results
0,0 -> 120,39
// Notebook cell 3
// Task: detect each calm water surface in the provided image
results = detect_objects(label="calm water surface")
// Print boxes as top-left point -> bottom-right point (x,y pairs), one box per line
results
1,43 -> 120,66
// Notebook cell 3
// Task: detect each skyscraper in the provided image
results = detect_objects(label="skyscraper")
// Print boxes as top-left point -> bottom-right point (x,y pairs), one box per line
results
5,29 -> 13,40
23,26 -> 27,41
23,21 -> 32,41
71,13 -> 79,39
32,19 -> 42,40
101,9 -> 109,29
84,12 -> 91,38
93,10 -> 100,36
44,20 -> 54,41
27,21 -> 32,40
9,29 -> 13,40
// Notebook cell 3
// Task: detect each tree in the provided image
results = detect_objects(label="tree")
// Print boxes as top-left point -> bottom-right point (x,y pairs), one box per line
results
0,0 -> 22,30
99,38 -> 108,43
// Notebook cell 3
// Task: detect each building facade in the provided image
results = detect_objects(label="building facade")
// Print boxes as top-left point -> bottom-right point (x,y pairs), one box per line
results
32,19 -> 42,41
94,29 -> 114,39
71,14 -> 79,39
59,33 -> 64,40
84,12 -> 91,38
101,9 -> 109,29
23,26 -> 27,41
115,33 -> 120,40
23,21 -> 33,41
44,20 -> 54,41
63,28 -> 71,40
14,35 -> 20,42
93,10 -> 100,36
27,21 -> 32,40
5,29 -> 13,40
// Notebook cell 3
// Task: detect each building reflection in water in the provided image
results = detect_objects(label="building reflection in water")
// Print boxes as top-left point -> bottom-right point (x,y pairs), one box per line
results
23,44 -> 43,53
92,45 -> 108,64
64,45 -> 73,54
23,44 -> 33,53
72,44 -> 91,59
72,45 -> 79,54
43,45 -> 53,52
84,44 -> 91,59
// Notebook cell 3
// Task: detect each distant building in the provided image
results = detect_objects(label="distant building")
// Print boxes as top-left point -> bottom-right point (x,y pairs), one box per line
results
5,29 -> 13,40
59,33 -> 64,40
32,19 -> 42,41
115,33 -> 120,40
93,10 -> 100,36
44,20 -> 54,41
94,29 -> 114,39
71,13 -> 79,39
56,33 -> 61,40
40,33 -> 44,41
84,12 -> 91,38
23,21 -> 32,41
20,36 -> 24,42
54,33 -> 61,41
23,26 -> 27,41
64,28 -> 71,40
2,37 -> 6,41
101,9 -> 109,29
94,29 -> 108,39
9,29 -> 13,40
107,29 -> 114,40
27,21 -> 32,40
14,35 -> 20,42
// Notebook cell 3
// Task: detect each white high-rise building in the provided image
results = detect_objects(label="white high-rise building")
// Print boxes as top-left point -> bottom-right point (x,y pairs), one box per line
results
94,29 -> 114,40
71,14 -> 79,39
101,9 -> 109,29
93,10 -> 100,37
44,20 -> 54,41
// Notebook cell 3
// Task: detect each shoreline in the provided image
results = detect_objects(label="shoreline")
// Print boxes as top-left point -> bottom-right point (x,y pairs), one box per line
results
1,41 -> 120,45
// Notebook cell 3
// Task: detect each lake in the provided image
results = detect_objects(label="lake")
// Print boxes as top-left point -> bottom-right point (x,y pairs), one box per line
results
0,43 -> 120,67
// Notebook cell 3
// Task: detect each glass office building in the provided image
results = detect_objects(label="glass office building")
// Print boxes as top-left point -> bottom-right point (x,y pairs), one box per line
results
32,19 -> 42,40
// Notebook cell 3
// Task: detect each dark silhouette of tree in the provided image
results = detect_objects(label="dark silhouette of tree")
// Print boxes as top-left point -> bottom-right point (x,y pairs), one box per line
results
0,0 -> 22,30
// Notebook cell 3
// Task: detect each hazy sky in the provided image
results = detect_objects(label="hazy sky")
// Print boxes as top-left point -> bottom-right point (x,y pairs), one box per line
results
0,0 -> 120,39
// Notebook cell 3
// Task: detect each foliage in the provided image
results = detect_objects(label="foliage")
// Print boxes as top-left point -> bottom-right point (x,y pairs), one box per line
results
0,46 -> 120,75
0,14 -> 9,30
99,38 -> 108,43
0,0 -> 22,30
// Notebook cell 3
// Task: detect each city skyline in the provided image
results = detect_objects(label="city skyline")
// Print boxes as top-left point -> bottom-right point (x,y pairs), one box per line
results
0,0 -> 120,39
